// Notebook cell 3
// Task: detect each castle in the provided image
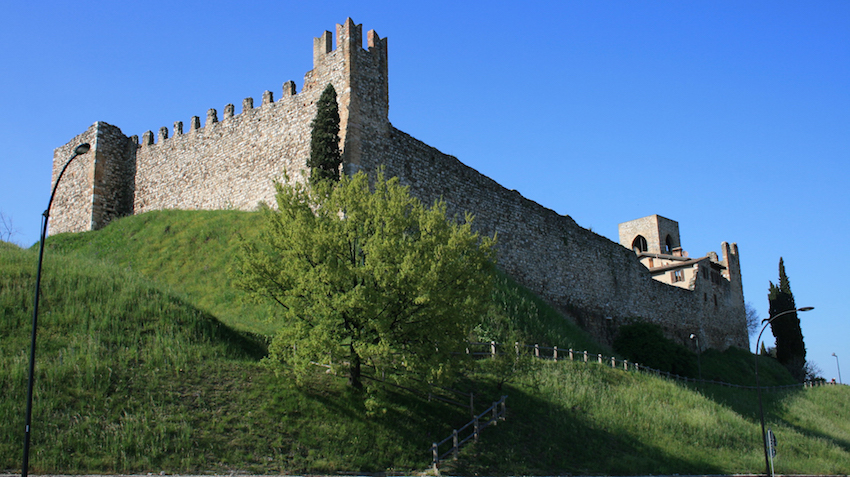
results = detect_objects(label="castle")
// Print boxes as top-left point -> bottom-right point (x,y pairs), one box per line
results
50,18 -> 748,351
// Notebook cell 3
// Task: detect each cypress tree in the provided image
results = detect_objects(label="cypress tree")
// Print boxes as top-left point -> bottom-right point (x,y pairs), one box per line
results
768,257 -> 807,381
307,83 -> 342,184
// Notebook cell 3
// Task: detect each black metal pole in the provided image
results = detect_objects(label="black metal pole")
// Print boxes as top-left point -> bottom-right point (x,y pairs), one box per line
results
755,323 -> 771,477
21,143 -> 89,477
754,306 -> 813,477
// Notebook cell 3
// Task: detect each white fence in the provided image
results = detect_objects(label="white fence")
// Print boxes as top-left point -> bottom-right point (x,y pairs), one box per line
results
468,340 -> 837,391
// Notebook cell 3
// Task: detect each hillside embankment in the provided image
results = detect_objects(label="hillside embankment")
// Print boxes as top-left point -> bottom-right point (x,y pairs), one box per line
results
2,211 -> 848,475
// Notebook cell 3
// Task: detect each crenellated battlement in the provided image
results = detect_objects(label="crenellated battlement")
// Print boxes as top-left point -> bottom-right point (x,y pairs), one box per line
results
137,81 -> 305,148
128,18 -> 386,153
313,17 -> 386,67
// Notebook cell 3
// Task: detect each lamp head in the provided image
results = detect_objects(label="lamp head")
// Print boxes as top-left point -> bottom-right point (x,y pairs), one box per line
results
74,143 -> 91,155
798,306 -> 814,312
689,334 -> 696,340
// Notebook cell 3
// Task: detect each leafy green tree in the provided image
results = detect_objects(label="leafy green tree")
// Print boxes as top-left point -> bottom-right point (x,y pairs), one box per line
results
235,171 -> 496,389
307,83 -> 341,184
768,257 -> 806,381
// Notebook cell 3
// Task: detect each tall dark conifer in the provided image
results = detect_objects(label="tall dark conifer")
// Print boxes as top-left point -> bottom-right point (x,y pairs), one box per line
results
768,257 -> 806,381
308,84 -> 341,184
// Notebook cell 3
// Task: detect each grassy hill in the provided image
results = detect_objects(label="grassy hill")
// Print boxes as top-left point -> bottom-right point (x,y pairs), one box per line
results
2,210 -> 848,475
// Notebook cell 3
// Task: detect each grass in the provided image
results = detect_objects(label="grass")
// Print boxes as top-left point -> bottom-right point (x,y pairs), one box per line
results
449,360 -> 850,475
0,242 -> 467,473
44,210 -> 276,335
2,210 -> 848,475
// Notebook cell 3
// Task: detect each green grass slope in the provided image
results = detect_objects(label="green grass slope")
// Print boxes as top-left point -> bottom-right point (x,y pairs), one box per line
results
452,361 -> 850,475
44,210 -> 276,335
2,210 -> 847,475
1,242 -> 469,474
46,210 -> 607,355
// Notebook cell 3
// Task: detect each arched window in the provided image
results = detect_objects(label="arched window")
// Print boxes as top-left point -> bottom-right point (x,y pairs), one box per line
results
632,235 -> 648,253
664,235 -> 674,254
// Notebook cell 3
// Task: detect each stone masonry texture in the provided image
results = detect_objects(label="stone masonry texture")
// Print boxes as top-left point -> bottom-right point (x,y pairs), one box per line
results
50,18 -> 748,351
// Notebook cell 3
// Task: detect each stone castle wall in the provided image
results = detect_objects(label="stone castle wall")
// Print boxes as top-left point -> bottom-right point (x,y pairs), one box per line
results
51,18 -> 747,351
360,128 -> 747,350
51,19 -> 387,233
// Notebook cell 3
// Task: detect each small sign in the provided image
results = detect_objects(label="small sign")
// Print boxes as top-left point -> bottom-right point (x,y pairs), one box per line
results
767,428 -> 777,458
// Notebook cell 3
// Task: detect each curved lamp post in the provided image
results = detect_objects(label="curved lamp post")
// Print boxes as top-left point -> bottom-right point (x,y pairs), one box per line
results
22,143 -> 90,477
754,306 -> 813,477
833,352 -> 842,384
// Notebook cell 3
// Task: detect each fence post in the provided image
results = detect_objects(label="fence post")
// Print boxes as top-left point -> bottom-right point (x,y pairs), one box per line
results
492,400 -> 499,424
583,351 -> 588,363
490,341 -> 496,358
597,353 -> 603,364
611,356 -> 616,368
432,443 -> 439,469
452,429 -> 459,460
534,344 -> 540,358
474,416 -> 480,442
554,346 -> 559,361
569,348 -> 574,361
515,341 -> 520,356
624,359 -> 628,371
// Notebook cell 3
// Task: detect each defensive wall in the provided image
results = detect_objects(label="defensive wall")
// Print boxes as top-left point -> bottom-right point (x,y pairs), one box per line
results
50,18 -> 748,351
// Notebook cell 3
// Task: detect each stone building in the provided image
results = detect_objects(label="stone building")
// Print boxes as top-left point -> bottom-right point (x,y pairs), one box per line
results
50,18 -> 748,351
620,215 -> 739,304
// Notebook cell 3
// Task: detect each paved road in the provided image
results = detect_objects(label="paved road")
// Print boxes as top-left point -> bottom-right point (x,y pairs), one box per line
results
4,474 -> 849,477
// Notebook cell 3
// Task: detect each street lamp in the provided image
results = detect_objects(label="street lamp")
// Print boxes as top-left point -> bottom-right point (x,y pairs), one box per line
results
755,306 -> 813,477
833,353 -> 842,385
690,333 -> 702,382
21,143 -> 90,477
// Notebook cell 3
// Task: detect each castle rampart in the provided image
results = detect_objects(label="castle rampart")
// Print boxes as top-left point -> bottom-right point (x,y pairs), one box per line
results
50,18 -> 747,351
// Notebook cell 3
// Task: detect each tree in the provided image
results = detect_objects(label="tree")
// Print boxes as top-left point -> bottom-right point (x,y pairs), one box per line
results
745,302 -> 760,340
767,257 -> 806,381
0,211 -> 17,243
307,83 -> 341,184
235,171 -> 496,389
613,321 -> 697,377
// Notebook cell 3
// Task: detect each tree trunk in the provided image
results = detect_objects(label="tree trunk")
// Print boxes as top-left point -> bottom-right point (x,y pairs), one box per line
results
348,344 -> 363,389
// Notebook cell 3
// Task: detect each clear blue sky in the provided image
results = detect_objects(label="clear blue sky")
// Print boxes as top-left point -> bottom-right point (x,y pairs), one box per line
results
1,1 -> 847,379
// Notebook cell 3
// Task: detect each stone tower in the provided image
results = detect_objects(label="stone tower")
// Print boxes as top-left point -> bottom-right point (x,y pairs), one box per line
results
618,214 -> 681,254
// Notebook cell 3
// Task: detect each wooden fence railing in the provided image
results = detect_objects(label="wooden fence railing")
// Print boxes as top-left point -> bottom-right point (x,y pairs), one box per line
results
430,395 -> 507,470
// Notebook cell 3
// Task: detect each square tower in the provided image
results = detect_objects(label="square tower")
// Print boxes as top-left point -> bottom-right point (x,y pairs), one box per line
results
618,214 -> 681,254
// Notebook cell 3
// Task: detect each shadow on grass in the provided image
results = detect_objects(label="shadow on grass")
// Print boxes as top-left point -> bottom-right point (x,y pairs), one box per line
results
690,382 -> 850,460
444,384 -> 726,476
253,368 -> 472,472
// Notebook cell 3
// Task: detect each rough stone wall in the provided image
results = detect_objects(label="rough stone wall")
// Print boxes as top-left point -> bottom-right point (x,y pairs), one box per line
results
50,18 -> 748,351
359,128 -> 748,350
51,122 -> 134,234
